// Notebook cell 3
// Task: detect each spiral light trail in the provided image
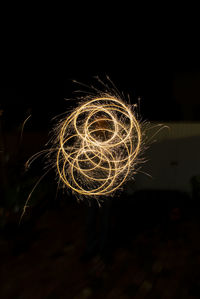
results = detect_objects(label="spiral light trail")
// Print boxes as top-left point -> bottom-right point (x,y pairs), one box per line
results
56,96 -> 141,196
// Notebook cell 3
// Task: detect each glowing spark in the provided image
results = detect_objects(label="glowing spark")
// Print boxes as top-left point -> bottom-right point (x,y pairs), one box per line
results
19,114 -> 32,143
56,96 -> 142,196
20,78 -> 149,222
19,169 -> 50,224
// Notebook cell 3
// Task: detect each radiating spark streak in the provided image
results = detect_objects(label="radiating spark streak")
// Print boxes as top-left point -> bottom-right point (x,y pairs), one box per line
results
56,96 -> 142,196
25,149 -> 50,169
145,124 -> 170,144
19,169 -> 51,224
138,170 -> 153,178
20,114 -> 31,142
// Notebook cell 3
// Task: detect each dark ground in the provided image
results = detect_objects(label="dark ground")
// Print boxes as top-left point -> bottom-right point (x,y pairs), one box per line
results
1,190 -> 200,299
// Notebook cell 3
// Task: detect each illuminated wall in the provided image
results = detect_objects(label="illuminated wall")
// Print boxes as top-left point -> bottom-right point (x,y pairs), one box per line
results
129,122 -> 200,194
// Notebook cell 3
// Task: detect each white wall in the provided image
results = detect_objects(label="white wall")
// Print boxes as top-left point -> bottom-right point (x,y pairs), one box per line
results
128,123 -> 200,195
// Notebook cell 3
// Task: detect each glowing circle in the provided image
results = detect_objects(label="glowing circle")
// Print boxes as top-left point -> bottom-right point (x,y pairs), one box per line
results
56,97 -> 141,196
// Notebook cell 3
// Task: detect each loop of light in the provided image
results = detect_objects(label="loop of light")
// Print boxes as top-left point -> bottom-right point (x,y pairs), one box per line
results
56,97 -> 141,196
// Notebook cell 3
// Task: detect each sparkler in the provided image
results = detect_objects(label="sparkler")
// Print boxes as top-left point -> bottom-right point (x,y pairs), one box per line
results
20,77 -> 148,222
56,95 -> 142,197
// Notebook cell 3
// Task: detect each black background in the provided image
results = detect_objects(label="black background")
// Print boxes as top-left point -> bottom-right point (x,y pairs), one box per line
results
1,12 -> 200,298
1,31 -> 200,132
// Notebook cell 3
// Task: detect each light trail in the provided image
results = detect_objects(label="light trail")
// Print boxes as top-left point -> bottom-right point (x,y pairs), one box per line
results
56,96 -> 142,197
